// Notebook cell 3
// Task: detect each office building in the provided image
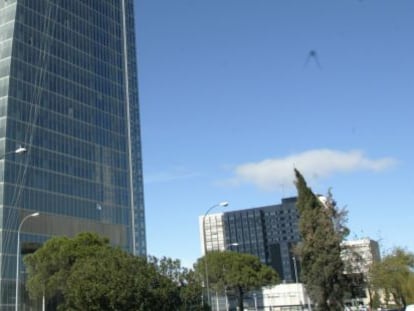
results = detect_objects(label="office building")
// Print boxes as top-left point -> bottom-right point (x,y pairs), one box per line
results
200,197 -> 300,282
0,0 -> 145,309
207,283 -> 312,311
341,238 -> 381,274
341,239 -> 381,306
199,212 -> 226,255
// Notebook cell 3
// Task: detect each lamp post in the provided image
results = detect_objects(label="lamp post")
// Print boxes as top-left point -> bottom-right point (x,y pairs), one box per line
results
0,146 -> 27,159
15,212 -> 39,311
13,146 -> 27,155
292,256 -> 298,283
203,201 -> 229,308
253,292 -> 258,311
292,256 -> 304,309
224,242 -> 238,311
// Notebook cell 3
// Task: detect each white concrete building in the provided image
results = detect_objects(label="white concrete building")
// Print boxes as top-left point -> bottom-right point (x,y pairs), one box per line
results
260,283 -> 312,310
199,213 -> 226,255
209,283 -> 312,311
341,238 -> 381,274
341,238 -> 381,307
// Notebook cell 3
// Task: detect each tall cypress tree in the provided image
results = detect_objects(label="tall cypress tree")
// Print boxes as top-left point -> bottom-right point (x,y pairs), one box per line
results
294,169 -> 348,311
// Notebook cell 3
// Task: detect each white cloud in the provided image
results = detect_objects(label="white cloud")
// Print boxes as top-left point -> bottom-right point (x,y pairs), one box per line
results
226,149 -> 396,191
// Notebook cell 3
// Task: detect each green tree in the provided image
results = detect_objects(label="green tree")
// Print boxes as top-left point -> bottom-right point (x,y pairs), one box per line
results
149,256 -> 185,284
24,232 -> 109,307
24,232 -> 181,310
149,255 -> 204,310
195,251 -> 279,311
178,269 -> 206,311
294,169 -> 349,311
63,248 -> 161,310
370,248 -> 414,308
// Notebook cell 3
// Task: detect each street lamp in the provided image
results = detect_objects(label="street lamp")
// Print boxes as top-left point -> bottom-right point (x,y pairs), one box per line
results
13,146 -> 27,155
223,242 -> 239,311
292,256 -> 305,309
203,201 -> 229,308
0,146 -> 27,160
15,212 -> 39,311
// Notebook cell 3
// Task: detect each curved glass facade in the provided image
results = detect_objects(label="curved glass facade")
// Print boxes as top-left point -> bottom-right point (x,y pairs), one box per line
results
0,0 -> 146,309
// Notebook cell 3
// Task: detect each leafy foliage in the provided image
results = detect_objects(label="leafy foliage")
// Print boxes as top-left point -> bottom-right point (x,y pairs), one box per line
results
178,269 -> 208,311
25,232 -> 109,305
294,169 -> 349,311
149,256 -> 188,285
149,255 -> 205,310
195,251 -> 279,311
24,232 -> 181,311
369,248 -> 414,308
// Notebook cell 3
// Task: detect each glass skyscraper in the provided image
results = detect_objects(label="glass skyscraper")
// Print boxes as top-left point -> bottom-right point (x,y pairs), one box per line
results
0,0 -> 146,309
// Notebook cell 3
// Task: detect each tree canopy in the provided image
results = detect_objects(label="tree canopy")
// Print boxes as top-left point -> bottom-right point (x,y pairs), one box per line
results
369,248 -> 414,308
294,169 -> 349,311
195,251 -> 279,311
24,232 -> 181,311
148,255 -> 205,310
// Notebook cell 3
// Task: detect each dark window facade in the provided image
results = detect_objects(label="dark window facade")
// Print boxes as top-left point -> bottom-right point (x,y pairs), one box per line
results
223,197 -> 300,282
0,0 -> 145,309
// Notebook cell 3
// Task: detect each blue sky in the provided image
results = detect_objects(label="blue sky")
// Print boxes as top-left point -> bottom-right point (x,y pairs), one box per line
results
135,0 -> 414,267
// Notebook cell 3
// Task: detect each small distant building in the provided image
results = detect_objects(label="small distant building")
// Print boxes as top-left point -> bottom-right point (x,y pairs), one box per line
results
260,283 -> 312,310
341,238 -> 381,307
209,283 -> 312,311
341,239 -> 381,274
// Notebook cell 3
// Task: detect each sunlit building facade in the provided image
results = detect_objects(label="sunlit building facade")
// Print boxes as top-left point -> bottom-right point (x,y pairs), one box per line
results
341,238 -> 381,274
199,212 -> 226,255
0,0 -> 145,309
341,239 -> 381,307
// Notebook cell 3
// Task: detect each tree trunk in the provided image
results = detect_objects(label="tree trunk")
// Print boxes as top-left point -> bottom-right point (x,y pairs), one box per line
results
237,286 -> 244,311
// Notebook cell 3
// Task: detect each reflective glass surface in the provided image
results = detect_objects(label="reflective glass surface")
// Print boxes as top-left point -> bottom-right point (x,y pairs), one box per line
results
0,0 -> 145,308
